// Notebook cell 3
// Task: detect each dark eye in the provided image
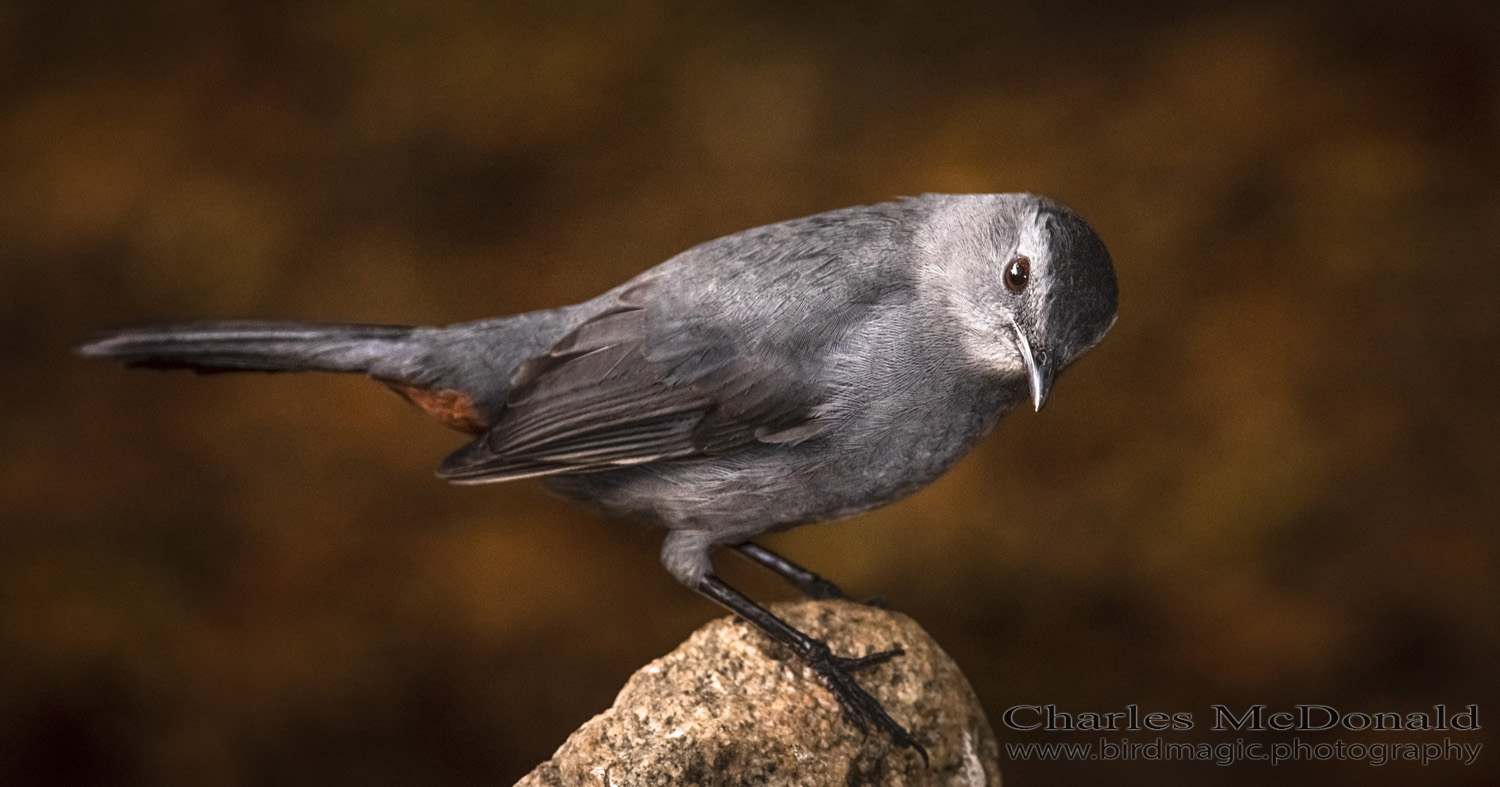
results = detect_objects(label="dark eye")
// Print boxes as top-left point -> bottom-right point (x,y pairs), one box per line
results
1004,256 -> 1030,293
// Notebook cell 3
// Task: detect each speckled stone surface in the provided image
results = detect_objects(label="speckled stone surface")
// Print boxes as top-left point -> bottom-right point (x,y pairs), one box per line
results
515,599 -> 1001,787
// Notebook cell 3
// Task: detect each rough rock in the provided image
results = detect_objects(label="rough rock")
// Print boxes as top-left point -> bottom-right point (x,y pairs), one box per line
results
516,599 -> 1001,786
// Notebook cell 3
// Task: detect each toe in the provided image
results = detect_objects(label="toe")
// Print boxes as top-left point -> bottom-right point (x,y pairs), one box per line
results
837,646 -> 904,672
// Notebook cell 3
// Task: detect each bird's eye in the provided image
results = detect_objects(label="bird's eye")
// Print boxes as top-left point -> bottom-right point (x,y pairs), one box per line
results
1004,256 -> 1030,293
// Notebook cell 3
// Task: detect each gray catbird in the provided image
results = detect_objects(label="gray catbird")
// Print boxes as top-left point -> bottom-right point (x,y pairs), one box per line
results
79,193 -> 1119,761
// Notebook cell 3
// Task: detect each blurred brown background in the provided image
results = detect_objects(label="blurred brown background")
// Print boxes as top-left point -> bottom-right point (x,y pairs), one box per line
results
2,0 -> 1497,785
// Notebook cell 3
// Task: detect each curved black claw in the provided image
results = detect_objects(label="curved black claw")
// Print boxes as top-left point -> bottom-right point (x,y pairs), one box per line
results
838,646 -> 904,672
804,640 -> 930,766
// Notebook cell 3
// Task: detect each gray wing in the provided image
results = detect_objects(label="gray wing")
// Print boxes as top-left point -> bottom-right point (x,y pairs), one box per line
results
437,281 -> 859,482
437,206 -> 915,483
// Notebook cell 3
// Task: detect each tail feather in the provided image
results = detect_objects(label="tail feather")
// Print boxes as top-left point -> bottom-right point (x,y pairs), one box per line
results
76,321 -> 419,375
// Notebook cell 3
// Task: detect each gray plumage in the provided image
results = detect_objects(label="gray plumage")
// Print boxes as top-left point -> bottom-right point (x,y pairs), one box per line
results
79,193 -> 1119,757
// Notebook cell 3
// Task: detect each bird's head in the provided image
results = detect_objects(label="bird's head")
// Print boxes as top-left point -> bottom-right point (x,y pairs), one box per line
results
917,193 -> 1119,410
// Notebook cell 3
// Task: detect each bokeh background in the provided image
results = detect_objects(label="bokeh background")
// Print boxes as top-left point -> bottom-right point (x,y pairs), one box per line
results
3,0 -> 1497,784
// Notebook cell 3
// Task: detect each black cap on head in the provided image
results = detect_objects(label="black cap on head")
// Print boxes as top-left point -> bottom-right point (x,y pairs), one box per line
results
1038,203 -> 1119,366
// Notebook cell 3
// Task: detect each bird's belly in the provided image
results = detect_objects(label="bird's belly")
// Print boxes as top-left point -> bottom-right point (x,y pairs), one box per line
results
544,381 -> 1019,543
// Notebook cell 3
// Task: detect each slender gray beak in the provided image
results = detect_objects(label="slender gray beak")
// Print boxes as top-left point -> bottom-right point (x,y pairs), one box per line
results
1010,319 -> 1054,411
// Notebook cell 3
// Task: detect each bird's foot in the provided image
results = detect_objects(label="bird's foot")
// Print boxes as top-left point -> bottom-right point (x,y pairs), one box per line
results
801,638 -> 929,766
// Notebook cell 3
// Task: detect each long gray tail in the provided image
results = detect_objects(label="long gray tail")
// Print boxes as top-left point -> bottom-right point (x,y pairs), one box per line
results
76,321 -> 420,375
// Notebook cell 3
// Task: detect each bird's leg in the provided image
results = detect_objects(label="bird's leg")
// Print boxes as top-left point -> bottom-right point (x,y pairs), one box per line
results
695,572 -> 929,764
732,541 -> 846,600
